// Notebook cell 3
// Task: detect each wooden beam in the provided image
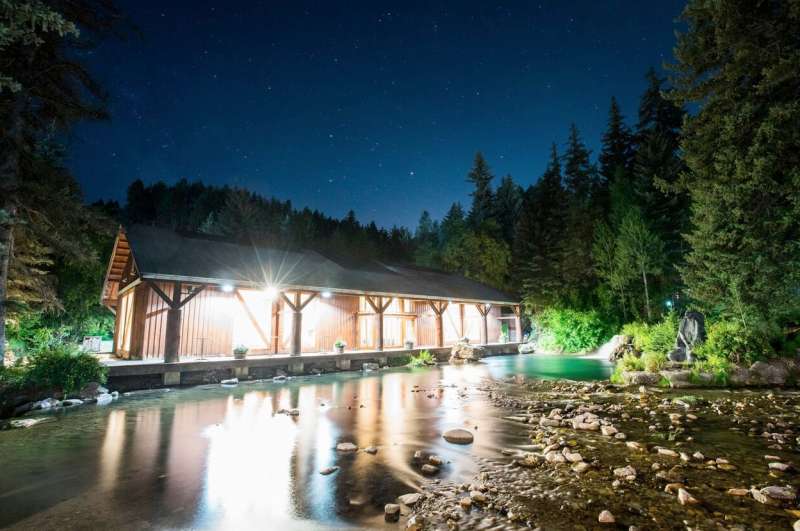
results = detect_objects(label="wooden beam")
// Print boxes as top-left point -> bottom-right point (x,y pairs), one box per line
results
234,290 -> 271,347
271,300 -> 280,354
128,283 -> 150,360
459,303 -> 465,339
164,282 -> 183,363
380,296 -> 393,312
365,295 -> 380,314
476,303 -> 490,345
148,281 -> 173,307
280,291 -> 298,312
176,284 -> 204,309
299,291 -> 318,310
290,291 -> 303,355
513,305 -> 522,342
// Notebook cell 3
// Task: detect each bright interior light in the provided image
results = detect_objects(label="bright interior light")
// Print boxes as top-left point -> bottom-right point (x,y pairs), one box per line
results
321,291 -> 332,298
264,286 -> 278,300
221,284 -> 234,293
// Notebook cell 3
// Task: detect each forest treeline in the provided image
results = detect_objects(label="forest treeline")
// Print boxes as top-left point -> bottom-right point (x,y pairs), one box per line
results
1,0 -> 798,366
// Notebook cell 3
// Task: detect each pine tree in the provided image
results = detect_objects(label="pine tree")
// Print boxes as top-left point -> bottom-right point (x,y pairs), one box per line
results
493,175 -> 523,244
466,152 -> 495,230
413,210 -> 440,267
671,0 -> 800,325
516,144 -> 569,309
599,97 -> 634,185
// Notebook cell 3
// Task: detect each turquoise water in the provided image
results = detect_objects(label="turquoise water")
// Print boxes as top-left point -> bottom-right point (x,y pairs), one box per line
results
0,355 -> 610,530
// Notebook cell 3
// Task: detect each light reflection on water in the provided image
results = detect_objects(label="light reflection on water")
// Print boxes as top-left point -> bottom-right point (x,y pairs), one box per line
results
0,355 -> 610,530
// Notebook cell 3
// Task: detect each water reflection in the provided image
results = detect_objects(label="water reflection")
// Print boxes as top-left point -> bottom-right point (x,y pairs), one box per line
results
0,355 -> 610,530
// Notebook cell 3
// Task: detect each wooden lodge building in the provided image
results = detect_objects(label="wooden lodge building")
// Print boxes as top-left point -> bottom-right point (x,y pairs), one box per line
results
102,225 -> 521,365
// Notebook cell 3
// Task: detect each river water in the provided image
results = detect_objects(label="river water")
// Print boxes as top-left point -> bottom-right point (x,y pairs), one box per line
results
0,355 -> 610,530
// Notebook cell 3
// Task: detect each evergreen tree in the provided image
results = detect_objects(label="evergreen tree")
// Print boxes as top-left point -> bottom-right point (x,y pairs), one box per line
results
516,144 -> 568,309
615,208 -> 664,321
562,124 -> 595,201
671,0 -> 800,325
0,1 -> 120,358
441,202 -> 467,244
599,97 -> 634,185
466,152 -> 495,230
493,175 -> 523,244
413,210 -> 440,267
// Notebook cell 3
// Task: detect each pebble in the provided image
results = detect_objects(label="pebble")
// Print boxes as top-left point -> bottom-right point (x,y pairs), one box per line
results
598,510 -> 615,523
336,442 -> 358,452
364,446 -> 378,455
657,448 -> 679,458
319,466 -> 338,475
443,428 -> 474,444
421,464 -> 439,475
677,488 -> 700,505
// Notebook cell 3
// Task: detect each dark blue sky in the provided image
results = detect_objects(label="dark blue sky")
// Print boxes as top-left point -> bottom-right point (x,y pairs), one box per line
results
69,0 -> 686,229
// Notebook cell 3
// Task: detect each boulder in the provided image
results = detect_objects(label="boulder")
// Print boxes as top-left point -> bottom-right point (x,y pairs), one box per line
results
621,371 -> 661,386
95,393 -> 114,406
518,340 -> 536,354
33,397 -> 61,410
336,442 -> 358,452
660,370 -> 694,388
397,493 -> 422,506
220,378 -> 239,386
728,367 -> 751,386
449,342 -> 484,364
79,382 -> 108,400
669,311 -> 706,362
443,428 -> 474,444
749,360 -> 790,385
362,362 -> 380,372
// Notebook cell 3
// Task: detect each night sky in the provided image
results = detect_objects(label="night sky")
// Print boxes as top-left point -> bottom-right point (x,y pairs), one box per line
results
69,0 -> 686,229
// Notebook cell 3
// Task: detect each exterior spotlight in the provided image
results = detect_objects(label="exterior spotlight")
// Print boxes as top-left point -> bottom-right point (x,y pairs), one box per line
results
665,300 -> 673,309
264,286 -> 278,300
221,284 -> 234,293
321,291 -> 332,298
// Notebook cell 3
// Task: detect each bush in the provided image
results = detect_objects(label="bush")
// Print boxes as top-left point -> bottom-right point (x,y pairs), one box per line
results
409,350 -> 436,367
534,308 -> 613,353
610,353 -> 644,384
695,319 -> 774,366
621,312 -> 678,357
24,344 -> 107,396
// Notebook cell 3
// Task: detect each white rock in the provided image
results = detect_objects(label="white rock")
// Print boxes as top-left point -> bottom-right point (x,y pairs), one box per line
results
600,425 -> 618,436
220,378 -> 239,386
95,393 -> 113,406
443,428 -> 474,444
677,488 -> 700,505
598,510 -> 615,523
336,442 -> 358,452
33,398 -> 61,410
8,418 -> 53,429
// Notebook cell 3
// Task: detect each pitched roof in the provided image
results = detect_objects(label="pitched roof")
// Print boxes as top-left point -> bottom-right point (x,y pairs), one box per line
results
121,224 -> 518,304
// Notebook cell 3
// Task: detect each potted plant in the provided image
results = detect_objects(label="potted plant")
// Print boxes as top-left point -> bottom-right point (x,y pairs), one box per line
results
333,340 -> 346,354
404,339 -> 414,350
233,344 -> 248,360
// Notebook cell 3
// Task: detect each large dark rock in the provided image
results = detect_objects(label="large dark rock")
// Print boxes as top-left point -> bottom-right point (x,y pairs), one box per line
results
668,311 -> 706,363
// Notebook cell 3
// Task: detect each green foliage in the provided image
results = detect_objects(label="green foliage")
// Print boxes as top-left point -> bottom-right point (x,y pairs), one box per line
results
621,312 -> 678,358
691,353 -> 731,385
671,0 -> 800,326
441,230 -> 510,290
695,319 -> 774,366
24,344 -> 107,395
387,356 -> 411,367
534,308 -> 613,353
409,349 -> 436,367
610,352 -> 644,384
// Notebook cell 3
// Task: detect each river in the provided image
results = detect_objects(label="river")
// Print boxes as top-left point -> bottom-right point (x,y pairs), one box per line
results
0,354 -> 610,530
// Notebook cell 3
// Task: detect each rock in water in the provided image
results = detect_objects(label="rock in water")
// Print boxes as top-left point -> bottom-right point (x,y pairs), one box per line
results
517,340 -> 535,354
384,503 -> 400,522
95,393 -> 113,406
362,362 -> 380,372
449,341 -> 484,364
336,442 -> 358,452
319,466 -> 339,475
598,510 -> 615,523
397,493 -> 422,506
443,428 -> 474,444
220,378 -> 239,386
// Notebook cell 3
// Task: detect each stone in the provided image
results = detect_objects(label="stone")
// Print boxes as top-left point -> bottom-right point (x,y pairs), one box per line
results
677,488 -> 700,506
626,441 -> 646,452
384,503 -> 400,522
659,370 -> 694,389
728,367 -> 751,386
7,417 -> 54,429
459,497 -> 472,509
336,442 -> 358,452
671,311 -> 706,363
62,398 -> 84,407
572,462 -> 590,474
428,455 -> 443,466
749,360 -> 790,385
421,464 -> 439,475
613,465 -> 637,480
751,486 -> 796,505
518,340 -> 536,354
95,393 -> 113,406
544,451 -> 566,464
220,378 -> 239,386
33,397 -> 61,410
79,382 -> 108,400
449,342 -> 485,364
364,446 -> 378,455
605,334 -> 633,362
469,491 -> 487,503
601,425 -> 618,436
726,488 -> 749,497
406,515 -> 424,531
397,493 -> 422,506
622,371 -> 661,386
598,510 -> 615,524
443,428 -> 474,444
657,448 -> 679,458
768,462 -> 791,472
794,520 -> 800,531
319,466 -> 339,475
539,417 -> 561,427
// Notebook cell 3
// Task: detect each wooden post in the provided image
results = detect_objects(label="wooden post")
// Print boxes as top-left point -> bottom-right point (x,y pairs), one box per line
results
513,305 -> 522,342
366,296 -> 393,351
128,283 -> 150,360
148,280 -> 205,363
271,299 -> 280,354
476,303 -> 491,346
164,282 -> 182,363
459,303 -> 465,339
280,291 -> 318,356
428,300 -> 448,348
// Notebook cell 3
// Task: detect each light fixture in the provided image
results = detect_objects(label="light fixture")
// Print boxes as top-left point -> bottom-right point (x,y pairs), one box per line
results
321,291 -> 332,298
264,286 -> 278,300
221,284 -> 234,293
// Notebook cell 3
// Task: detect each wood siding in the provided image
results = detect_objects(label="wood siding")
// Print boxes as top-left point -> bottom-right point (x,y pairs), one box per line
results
115,282 -> 511,359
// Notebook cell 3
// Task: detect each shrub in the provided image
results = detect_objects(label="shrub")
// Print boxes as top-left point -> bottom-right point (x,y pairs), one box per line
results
642,350 -> 667,373
534,308 -> 613,353
621,312 -> 678,358
695,319 -> 774,366
24,344 -> 107,396
618,352 -> 645,372
409,350 -> 436,367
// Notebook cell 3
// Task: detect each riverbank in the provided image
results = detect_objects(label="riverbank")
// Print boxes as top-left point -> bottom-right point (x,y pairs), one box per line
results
402,378 -> 800,530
